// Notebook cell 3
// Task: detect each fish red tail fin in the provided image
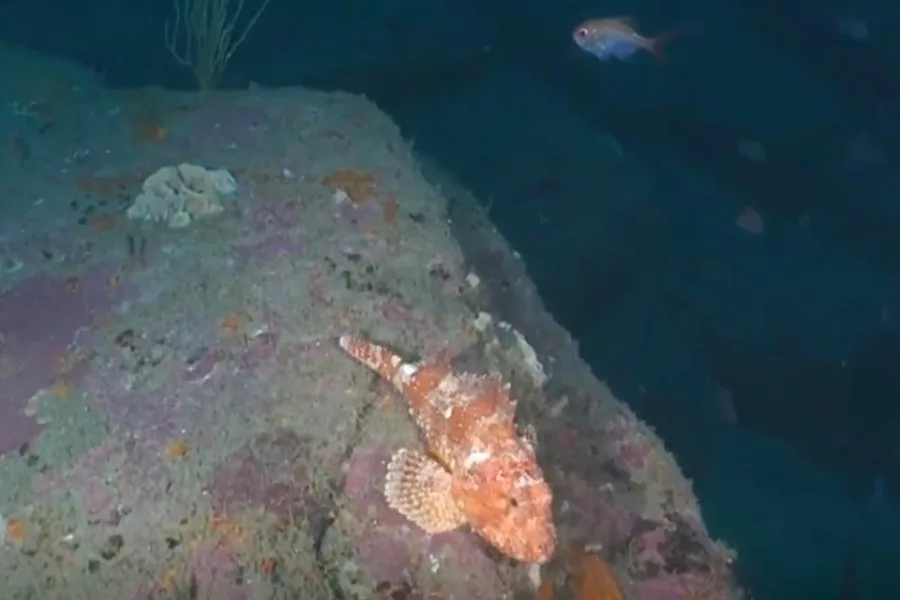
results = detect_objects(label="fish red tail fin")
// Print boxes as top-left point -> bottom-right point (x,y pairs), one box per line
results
339,335 -> 403,383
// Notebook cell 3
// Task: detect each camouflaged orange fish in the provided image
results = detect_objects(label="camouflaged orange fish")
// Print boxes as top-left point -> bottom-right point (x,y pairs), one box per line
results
339,335 -> 557,564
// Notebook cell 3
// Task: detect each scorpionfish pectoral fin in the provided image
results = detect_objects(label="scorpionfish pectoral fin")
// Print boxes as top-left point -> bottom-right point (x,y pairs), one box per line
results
384,448 -> 466,533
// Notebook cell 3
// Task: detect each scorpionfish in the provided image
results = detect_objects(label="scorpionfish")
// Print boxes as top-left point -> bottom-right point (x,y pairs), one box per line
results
339,335 -> 557,564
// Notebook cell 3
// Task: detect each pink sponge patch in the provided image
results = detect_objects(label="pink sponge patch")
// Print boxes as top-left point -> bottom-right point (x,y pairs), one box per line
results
0,266 -> 132,456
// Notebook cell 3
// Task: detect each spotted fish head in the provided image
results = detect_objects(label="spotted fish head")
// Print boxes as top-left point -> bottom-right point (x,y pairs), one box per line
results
454,439 -> 556,563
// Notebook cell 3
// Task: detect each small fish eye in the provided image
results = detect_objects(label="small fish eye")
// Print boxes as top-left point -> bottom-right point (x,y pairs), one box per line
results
509,496 -> 519,508
576,28 -> 588,38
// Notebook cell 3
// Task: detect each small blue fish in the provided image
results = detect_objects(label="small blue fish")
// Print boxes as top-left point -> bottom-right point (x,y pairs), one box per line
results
573,17 -> 681,61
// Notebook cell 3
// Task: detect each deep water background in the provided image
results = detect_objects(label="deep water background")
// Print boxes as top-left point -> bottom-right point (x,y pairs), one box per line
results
4,0 -> 900,597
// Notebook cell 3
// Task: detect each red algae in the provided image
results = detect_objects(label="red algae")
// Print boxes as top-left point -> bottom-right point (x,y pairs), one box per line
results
0,265 -> 133,455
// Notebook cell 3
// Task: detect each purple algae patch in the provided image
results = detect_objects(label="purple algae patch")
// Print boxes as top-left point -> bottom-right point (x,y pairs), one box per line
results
32,441 -> 118,499
0,265 -> 133,456
208,428 -> 313,523
31,440 -> 152,528
86,335 -> 283,449
182,347 -> 225,384
231,233 -> 306,265
538,421 -> 638,547
554,472 -> 636,549
632,572 -> 717,600
90,380 -> 183,444
343,442 -> 504,595
91,375 -> 232,447
188,543 -> 251,600
173,104 -> 272,155
131,544 -> 250,600
79,475 -> 117,523
248,197 -> 306,231
336,199 -> 384,231
236,329 -> 279,370
343,442 -> 408,529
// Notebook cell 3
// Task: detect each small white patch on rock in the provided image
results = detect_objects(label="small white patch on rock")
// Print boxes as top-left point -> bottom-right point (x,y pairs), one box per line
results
499,321 -> 547,387
472,311 -> 493,332
332,188 -> 351,204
